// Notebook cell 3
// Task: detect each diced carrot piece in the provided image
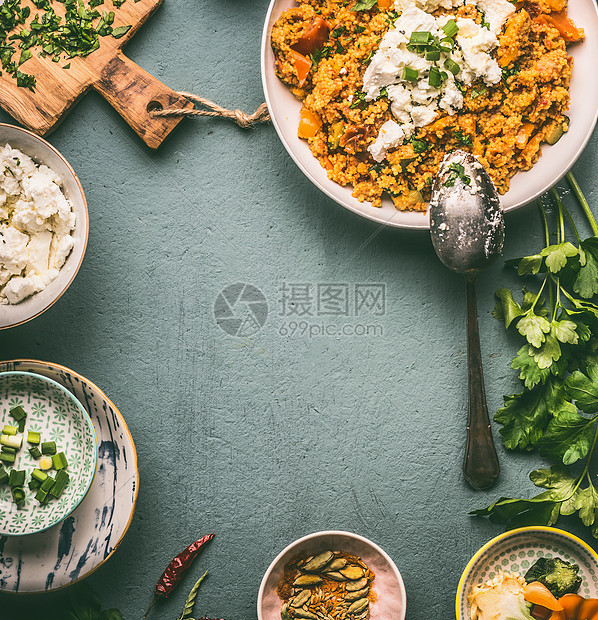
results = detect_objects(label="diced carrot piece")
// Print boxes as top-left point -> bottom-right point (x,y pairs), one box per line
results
291,16 -> 330,56
290,50 -> 312,86
558,594 -> 584,620
535,11 -> 584,42
524,583 -> 564,612
298,106 -> 322,139
515,122 -> 536,148
377,0 -> 393,8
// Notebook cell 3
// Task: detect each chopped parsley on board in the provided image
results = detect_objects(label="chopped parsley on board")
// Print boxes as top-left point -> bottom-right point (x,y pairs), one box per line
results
0,0 -> 135,91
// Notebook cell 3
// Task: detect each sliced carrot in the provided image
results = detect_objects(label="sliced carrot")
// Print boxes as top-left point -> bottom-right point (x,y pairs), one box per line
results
297,106 -> 322,139
524,582 -> 564,612
290,50 -> 312,86
558,594 -> 584,620
578,599 -> 598,620
549,612 -> 566,620
377,0 -> 393,8
291,16 -> 330,56
535,11 -> 584,42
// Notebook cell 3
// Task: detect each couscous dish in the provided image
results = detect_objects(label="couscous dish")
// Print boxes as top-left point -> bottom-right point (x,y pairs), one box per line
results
271,0 -> 583,211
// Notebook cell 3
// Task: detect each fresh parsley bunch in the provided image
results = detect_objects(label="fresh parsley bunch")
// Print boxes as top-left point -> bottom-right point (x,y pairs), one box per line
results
473,173 -> 598,537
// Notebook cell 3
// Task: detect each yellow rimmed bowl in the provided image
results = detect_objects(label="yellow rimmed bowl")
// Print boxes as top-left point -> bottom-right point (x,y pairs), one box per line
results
456,527 -> 598,620
0,123 -> 88,329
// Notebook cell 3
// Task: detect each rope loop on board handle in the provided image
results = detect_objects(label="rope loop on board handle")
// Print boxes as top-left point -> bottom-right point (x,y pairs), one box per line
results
148,91 -> 271,128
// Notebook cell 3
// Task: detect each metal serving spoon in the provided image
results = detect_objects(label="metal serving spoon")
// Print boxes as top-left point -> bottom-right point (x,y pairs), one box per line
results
429,150 -> 504,490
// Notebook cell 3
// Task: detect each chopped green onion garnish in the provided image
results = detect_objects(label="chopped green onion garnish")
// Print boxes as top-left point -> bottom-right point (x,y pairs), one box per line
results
29,446 -> 42,459
442,19 -> 459,37
2,425 -> 17,436
52,452 -> 68,470
27,431 -> 41,445
9,469 -> 25,487
439,37 -> 455,53
12,487 -> 25,505
444,58 -> 460,75
0,466 -> 8,485
40,475 -> 55,493
409,30 -> 432,45
0,451 -> 16,464
39,456 -> 53,470
29,479 -> 40,490
2,446 -> 16,455
31,468 -> 48,483
402,67 -> 419,82
428,66 -> 443,87
425,50 -> 440,61
35,487 -> 48,503
41,441 -> 56,455
9,405 -> 26,421
51,470 -> 69,498
17,418 -> 25,433
1,434 -> 22,449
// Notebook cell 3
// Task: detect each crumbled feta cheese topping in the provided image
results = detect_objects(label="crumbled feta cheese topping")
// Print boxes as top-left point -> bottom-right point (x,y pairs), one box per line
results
0,144 -> 76,305
365,0 -> 515,161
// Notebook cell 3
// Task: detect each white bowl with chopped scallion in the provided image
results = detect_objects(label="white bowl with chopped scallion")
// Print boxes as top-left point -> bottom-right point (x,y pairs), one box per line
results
0,371 -> 97,536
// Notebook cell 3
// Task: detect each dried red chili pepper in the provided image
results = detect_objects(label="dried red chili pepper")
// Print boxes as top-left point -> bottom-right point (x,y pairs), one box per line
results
144,533 -> 215,617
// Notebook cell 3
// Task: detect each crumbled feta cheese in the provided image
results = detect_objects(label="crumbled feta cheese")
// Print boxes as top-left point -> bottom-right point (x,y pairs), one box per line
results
340,67 -> 347,75
0,144 -> 75,305
368,120 -> 406,162
364,0 -> 507,160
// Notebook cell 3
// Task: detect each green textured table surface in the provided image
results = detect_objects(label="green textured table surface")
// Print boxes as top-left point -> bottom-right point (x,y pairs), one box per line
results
1,1 -> 597,618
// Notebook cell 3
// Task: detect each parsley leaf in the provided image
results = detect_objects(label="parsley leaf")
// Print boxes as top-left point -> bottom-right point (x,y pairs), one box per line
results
538,407 -> 597,465
351,0 -> 378,10
541,242 -> 578,273
574,238 -> 598,298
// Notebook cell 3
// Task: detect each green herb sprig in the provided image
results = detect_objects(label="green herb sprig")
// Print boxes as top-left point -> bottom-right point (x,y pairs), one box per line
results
473,172 -> 598,537
66,581 -> 123,620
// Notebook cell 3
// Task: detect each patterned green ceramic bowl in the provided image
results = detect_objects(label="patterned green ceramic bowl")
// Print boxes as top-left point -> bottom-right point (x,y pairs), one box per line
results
0,371 -> 98,536
456,527 -> 598,620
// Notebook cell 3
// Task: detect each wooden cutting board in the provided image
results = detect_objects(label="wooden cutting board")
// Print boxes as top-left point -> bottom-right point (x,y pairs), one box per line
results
0,0 -> 193,149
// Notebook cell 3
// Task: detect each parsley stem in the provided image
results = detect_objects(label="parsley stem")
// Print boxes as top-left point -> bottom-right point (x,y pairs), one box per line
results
538,198 -> 550,248
578,422 -> 598,484
566,172 -> 598,236
552,188 -> 581,244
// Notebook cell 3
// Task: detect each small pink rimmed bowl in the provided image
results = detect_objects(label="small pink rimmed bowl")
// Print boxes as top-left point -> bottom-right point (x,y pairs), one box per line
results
0,123 -> 88,330
456,527 -> 598,620
258,530 -> 407,620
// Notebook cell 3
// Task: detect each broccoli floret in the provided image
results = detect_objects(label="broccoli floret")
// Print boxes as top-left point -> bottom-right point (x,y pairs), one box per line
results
524,557 -> 582,599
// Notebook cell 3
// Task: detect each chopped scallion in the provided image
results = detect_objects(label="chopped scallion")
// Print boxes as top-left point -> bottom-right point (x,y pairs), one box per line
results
402,67 -> 419,82
0,465 -> 8,485
9,405 -> 26,421
51,470 -> 69,498
425,50 -> 440,61
52,452 -> 68,470
0,451 -> 16,464
444,58 -> 460,75
17,418 -> 25,433
2,425 -> 17,436
40,475 -> 55,493
12,487 -> 25,505
9,469 -> 25,487
31,468 -> 48,483
41,441 -> 56,455
27,431 -> 41,445
1,434 -> 22,449
29,446 -> 42,459
442,19 -> 459,37
35,487 -> 48,503
39,455 -> 53,470
428,66 -> 442,87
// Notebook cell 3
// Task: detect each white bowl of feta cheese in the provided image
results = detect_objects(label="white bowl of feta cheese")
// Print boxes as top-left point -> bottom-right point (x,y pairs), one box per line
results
0,124 -> 88,329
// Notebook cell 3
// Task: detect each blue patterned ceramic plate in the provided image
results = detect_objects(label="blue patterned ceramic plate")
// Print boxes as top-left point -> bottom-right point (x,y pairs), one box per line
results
0,372 -> 97,536
456,527 -> 598,620
0,360 -> 138,592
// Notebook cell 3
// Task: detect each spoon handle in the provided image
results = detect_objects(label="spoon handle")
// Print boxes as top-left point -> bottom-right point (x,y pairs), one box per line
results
463,276 -> 500,490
